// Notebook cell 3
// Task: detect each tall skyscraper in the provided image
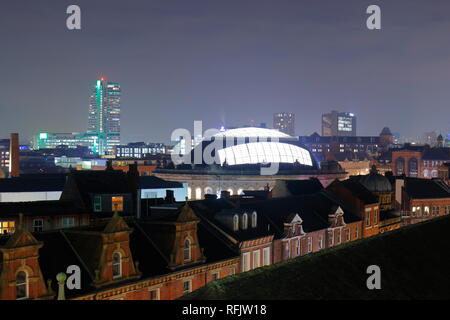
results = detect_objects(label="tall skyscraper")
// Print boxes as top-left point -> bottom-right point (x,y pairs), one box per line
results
273,113 -> 295,136
88,78 -> 121,154
322,110 -> 356,137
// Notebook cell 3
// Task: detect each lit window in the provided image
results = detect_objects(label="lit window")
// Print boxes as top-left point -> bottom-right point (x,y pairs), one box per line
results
253,250 -> 260,269
263,247 -> 270,266
0,220 -> 15,234
112,196 -> 124,211
233,215 -> 239,231
318,235 -> 323,249
242,214 -> 248,230
112,252 -> 122,279
16,271 -> 28,300
251,211 -> 257,228
195,188 -> 201,200
183,239 -> 191,262
242,252 -> 251,272
307,237 -> 312,253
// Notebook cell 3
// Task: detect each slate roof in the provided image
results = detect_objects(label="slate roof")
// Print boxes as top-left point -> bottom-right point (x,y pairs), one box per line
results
0,200 -> 86,216
404,178 -> 450,199
66,171 -> 132,195
139,176 -> 183,189
283,178 -> 324,196
338,179 -> 378,204
0,174 -> 67,192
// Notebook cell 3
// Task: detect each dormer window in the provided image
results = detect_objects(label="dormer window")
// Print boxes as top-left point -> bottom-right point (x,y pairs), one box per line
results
242,213 -> 248,230
251,211 -> 257,228
16,271 -> 28,300
112,252 -> 122,279
233,215 -> 239,231
183,238 -> 191,262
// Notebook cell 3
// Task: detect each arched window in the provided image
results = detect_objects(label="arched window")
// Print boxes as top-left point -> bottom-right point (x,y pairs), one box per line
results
195,188 -> 202,200
204,187 -> 213,195
233,215 -> 239,231
251,211 -> 257,228
227,189 -> 234,196
183,238 -> 191,262
396,157 -> 405,175
112,252 -> 122,279
409,158 -> 418,177
242,213 -> 248,230
16,271 -> 28,300
187,187 -> 192,200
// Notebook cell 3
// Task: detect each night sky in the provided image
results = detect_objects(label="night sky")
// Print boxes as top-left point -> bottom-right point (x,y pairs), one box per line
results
1,0 -> 450,144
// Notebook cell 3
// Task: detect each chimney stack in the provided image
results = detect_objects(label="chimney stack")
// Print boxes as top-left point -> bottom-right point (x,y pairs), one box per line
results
9,133 -> 19,177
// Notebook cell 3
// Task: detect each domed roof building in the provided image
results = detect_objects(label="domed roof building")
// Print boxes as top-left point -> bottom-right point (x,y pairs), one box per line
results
155,127 -> 347,200
358,165 -> 392,193
350,165 -> 394,211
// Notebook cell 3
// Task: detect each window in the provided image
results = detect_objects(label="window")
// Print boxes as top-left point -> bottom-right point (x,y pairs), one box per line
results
149,289 -> 160,300
112,196 -> 124,212
424,206 -> 430,216
297,239 -> 301,256
183,280 -> 192,295
211,272 -> 219,281
253,250 -> 260,269
229,266 -> 235,275
365,209 -> 371,227
242,213 -> 248,230
307,237 -> 312,253
61,217 -> 75,229
318,235 -> 323,249
337,229 -> 342,244
233,215 -> 239,231
195,188 -> 202,200
0,220 -> 15,234
16,271 -> 28,300
373,208 -> 378,225
93,195 -> 102,212
328,231 -> 334,247
251,211 -> 257,228
445,206 -> 450,215
33,219 -> 43,232
355,226 -> 359,239
346,229 -> 350,242
263,247 -> 270,266
183,239 -> 191,262
285,241 -> 290,259
242,252 -> 251,272
112,252 -> 122,279
432,206 -> 440,216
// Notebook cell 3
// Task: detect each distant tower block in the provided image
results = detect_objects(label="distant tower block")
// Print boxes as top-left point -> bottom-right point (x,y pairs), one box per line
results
9,133 -> 20,177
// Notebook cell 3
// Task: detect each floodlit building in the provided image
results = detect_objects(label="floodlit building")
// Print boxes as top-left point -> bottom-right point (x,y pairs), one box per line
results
154,127 -> 347,199
322,110 -> 356,137
87,78 -> 121,154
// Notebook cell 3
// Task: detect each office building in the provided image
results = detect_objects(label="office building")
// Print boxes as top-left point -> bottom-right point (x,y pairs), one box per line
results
87,78 -> 121,154
273,113 -> 295,136
322,111 -> 356,137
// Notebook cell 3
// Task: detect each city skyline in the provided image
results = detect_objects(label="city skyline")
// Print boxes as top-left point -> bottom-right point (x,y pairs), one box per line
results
2,0 -> 450,144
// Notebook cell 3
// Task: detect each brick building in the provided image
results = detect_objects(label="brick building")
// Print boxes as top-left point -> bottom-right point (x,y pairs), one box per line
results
394,177 -> 450,225
0,205 -> 239,300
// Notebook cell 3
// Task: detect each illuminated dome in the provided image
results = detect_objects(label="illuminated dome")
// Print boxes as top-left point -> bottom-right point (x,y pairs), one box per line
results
214,127 -> 293,139
217,141 -> 313,166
